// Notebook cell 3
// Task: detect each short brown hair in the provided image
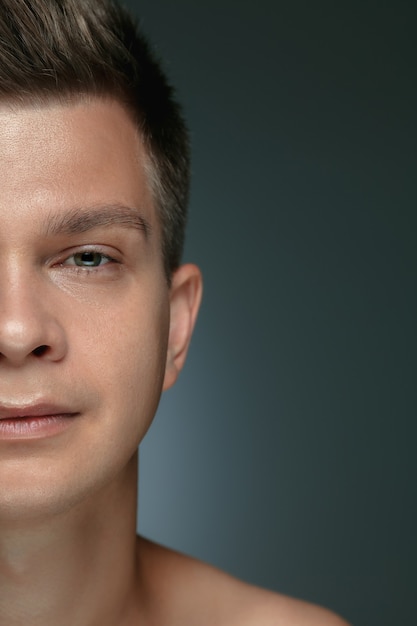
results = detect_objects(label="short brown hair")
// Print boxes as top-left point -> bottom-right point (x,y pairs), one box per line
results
0,0 -> 190,277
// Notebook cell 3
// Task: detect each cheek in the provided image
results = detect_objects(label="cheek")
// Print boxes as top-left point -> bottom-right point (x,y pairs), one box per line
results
73,292 -> 170,440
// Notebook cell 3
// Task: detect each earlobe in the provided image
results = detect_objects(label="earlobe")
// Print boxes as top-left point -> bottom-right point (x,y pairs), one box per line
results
163,263 -> 203,391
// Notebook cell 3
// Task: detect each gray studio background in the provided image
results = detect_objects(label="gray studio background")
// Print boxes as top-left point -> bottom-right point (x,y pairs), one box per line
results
126,2 -> 416,625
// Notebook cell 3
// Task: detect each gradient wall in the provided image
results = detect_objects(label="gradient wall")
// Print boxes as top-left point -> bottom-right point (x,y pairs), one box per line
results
127,2 -> 417,625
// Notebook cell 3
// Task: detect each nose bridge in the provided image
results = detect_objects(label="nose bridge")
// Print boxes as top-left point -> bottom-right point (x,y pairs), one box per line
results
0,258 -> 67,365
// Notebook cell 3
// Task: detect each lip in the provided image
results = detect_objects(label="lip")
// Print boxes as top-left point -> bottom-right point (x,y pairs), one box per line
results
0,403 -> 79,439
0,403 -> 77,420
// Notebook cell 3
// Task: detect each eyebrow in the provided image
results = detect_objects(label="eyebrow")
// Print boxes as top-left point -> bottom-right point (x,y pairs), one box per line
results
43,204 -> 151,238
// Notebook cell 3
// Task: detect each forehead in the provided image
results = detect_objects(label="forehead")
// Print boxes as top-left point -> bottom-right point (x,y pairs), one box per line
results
0,97 -> 156,232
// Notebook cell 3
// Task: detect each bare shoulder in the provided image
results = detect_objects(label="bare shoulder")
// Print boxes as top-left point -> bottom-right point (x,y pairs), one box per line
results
136,536 -> 350,626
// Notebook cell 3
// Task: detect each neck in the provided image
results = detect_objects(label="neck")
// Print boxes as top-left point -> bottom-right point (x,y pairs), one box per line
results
0,454 -> 141,626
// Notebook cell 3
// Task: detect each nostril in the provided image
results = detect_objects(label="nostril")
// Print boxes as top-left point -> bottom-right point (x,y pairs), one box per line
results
32,345 -> 48,357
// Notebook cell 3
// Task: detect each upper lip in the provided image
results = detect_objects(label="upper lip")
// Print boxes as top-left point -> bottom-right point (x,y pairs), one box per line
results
0,403 -> 78,420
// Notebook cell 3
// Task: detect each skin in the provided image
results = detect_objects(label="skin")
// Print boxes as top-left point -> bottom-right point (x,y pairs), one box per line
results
0,98 -> 349,625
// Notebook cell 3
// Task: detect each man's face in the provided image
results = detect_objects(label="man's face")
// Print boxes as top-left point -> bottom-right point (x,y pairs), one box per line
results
0,98 -> 196,519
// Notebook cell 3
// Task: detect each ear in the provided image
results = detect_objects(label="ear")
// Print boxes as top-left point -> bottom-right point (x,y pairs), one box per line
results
163,263 -> 203,391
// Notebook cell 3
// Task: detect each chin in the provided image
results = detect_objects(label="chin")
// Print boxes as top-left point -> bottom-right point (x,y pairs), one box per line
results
0,456 -> 131,526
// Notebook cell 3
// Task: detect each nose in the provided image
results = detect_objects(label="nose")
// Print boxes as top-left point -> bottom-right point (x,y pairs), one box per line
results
0,272 -> 67,367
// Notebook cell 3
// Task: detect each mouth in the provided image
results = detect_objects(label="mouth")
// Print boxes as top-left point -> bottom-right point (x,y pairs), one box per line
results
0,404 -> 79,439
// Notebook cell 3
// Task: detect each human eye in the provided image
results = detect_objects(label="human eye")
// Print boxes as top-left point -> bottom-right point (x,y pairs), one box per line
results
65,250 -> 113,268
48,244 -> 126,288
55,246 -> 120,274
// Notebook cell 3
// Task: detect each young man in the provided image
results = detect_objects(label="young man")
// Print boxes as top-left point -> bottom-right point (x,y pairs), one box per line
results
0,1 -> 349,624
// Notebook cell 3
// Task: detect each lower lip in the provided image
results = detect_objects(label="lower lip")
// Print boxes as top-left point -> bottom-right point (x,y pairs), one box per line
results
0,414 -> 78,440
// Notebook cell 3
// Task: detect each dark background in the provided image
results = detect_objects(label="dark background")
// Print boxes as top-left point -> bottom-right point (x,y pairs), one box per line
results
127,2 -> 417,625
